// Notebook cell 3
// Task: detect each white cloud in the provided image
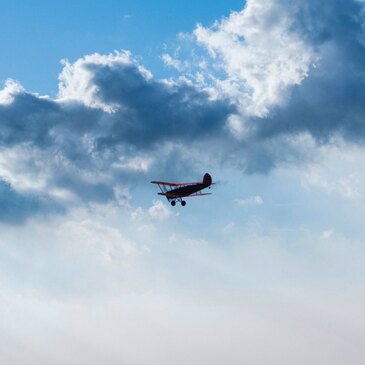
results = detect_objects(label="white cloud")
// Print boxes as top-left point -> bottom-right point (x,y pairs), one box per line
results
0,145 -> 50,193
57,218 -> 138,258
299,141 -> 365,201
235,195 -> 264,206
226,114 -> 251,139
112,155 -> 154,173
194,0 -> 315,116
162,53 -> 184,71
131,206 -> 145,221
58,51 -> 152,112
321,228 -> 334,239
131,200 -> 172,223
0,79 -> 24,105
302,166 -> 362,200
148,200 -> 172,221
222,221 -> 235,233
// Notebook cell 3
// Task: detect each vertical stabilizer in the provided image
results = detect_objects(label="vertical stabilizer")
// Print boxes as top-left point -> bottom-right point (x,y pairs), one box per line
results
203,173 -> 212,186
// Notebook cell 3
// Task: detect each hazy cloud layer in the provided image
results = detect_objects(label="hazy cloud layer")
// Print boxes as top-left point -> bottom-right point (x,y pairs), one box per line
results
1,204 -> 365,365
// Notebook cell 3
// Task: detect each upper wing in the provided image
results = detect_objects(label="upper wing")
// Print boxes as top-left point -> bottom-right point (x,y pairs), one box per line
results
151,181 -> 201,186
157,192 -> 211,197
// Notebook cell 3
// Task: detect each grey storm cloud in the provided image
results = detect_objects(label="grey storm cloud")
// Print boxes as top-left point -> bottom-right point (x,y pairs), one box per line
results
1,0 -> 365,221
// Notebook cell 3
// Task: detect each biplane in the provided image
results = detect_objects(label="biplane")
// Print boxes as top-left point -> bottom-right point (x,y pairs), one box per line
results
151,173 -> 213,206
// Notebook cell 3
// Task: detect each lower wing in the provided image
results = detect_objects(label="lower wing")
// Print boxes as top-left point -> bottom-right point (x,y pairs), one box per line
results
158,192 -> 211,197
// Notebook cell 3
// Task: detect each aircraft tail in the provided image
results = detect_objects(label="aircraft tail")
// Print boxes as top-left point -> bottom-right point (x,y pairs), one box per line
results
203,173 -> 212,185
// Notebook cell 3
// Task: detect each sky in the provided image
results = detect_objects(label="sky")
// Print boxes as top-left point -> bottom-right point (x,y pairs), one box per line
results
0,1 -> 365,364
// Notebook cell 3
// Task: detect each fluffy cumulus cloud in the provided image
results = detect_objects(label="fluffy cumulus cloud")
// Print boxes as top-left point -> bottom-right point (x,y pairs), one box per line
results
191,0 -> 365,144
194,0 -> 315,117
0,51 -> 233,222
1,0 -> 365,222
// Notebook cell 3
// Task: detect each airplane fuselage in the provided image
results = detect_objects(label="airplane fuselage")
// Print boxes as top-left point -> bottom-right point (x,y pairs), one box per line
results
152,173 -> 213,206
159,183 -> 210,198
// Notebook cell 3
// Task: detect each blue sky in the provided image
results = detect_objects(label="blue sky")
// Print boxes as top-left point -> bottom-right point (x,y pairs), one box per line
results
0,0 -> 242,95
1,1 -> 365,364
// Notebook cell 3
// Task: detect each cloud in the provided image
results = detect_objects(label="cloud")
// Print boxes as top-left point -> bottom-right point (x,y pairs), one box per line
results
160,0 -> 365,174
192,0 -> 365,145
293,139 -> 365,201
0,51 -> 233,222
148,200 -> 172,221
0,79 -> 24,105
2,3 -> 365,363
2,0 -> 365,222
161,53 -> 185,72
131,200 -> 172,225
0,180 -> 61,224
1,208 -> 365,365
235,195 -> 264,206
194,0 -> 315,117
321,228 -> 334,239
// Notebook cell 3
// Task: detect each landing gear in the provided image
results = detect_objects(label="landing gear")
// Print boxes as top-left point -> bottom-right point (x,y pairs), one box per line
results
170,200 -> 186,206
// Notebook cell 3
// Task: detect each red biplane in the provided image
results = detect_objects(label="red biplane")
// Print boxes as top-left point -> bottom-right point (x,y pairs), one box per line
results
151,173 -> 213,206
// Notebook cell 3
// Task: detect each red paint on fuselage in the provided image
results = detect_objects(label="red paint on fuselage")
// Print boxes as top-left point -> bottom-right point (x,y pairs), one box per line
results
165,173 -> 212,198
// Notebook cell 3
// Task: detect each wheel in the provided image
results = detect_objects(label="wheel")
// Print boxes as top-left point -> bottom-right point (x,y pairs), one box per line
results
171,200 -> 176,206
181,200 -> 186,206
